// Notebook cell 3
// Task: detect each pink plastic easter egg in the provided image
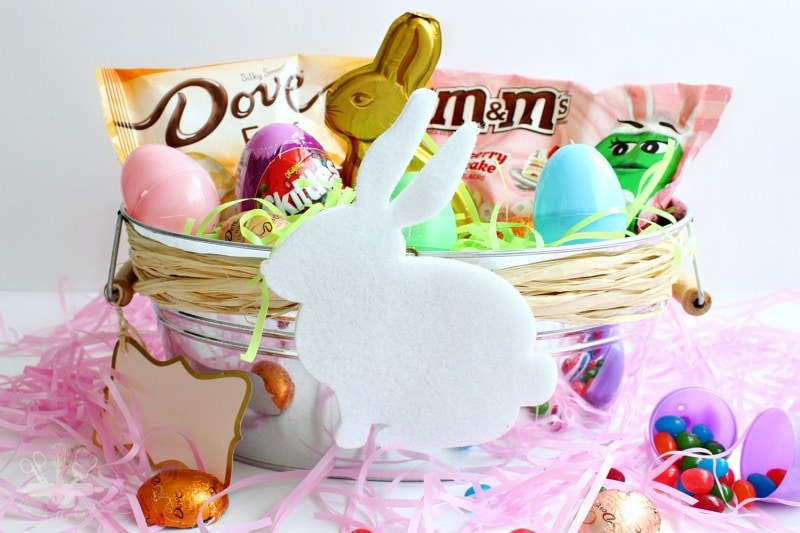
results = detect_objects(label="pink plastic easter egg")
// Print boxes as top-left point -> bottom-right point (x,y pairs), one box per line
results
121,144 -> 220,233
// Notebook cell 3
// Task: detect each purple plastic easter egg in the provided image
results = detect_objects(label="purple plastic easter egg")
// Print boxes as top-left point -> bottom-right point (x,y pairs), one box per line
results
585,340 -> 625,407
235,123 -> 339,213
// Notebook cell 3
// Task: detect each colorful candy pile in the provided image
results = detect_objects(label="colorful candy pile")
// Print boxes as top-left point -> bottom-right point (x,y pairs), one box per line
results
651,414 -> 787,512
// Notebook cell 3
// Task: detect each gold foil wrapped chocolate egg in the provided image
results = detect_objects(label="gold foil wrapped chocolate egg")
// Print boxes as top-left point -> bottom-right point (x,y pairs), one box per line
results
249,360 -> 295,415
217,211 -> 287,244
580,489 -> 661,533
136,469 -> 228,528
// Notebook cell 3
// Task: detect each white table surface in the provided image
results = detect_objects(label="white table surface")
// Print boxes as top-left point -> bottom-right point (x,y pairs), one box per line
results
1,290 -> 799,533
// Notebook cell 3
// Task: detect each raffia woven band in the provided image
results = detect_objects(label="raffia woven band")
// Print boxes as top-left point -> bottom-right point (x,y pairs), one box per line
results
126,223 -> 688,325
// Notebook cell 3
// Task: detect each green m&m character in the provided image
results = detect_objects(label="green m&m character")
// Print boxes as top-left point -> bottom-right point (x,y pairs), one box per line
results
595,121 -> 684,206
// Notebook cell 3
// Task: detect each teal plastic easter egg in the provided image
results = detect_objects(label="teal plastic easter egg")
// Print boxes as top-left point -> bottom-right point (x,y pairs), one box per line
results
391,172 -> 458,251
533,144 -> 627,245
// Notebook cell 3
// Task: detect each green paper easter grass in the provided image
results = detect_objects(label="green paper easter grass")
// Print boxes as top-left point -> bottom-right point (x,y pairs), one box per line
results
173,137 -> 682,362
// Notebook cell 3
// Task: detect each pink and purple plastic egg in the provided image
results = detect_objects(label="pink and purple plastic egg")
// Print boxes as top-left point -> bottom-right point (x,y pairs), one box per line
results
121,144 -> 220,234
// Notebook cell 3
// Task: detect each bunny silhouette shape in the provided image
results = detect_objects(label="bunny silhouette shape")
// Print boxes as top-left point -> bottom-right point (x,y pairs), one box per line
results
262,89 -> 557,450
325,12 -> 441,188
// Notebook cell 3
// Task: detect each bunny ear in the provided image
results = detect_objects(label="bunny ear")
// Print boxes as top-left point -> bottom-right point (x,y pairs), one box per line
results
376,13 -> 441,94
354,88 -> 439,208
389,120 -> 478,228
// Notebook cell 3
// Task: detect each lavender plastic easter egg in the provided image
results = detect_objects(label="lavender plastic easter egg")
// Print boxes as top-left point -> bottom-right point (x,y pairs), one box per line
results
584,340 -> 625,407
533,144 -> 627,245
121,144 -> 220,234
235,123 -> 340,214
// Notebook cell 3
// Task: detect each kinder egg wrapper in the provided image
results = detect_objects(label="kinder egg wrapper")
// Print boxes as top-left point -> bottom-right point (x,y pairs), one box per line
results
235,123 -> 340,214
121,144 -> 220,234
428,71 -> 731,227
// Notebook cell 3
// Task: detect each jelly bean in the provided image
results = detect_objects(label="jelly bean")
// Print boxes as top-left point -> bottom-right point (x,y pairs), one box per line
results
655,415 -> 686,436
710,482 -> 734,503
698,457 -> 730,479
571,380 -> 587,396
653,432 -> 678,456
691,423 -> 715,444
676,431 -> 702,450
676,477 -> 694,496
681,456 -> 703,471
530,401 -> 550,416
464,484 -> 492,497
692,493 -> 726,513
766,467 -> 787,486
703,441 -> 726,455
585,367 -> 598,379
732,479 -> 757,508
720,468 -> 735,487
681,468 -> 714,495
509,530 -> 537,533
606,467 -> 625,482
653,463 -> 681,488
747,473 -> 778,498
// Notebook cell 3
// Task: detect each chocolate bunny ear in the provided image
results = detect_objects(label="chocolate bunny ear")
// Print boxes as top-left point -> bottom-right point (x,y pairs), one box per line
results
375,13 -> 442,94
356,89 -> 477,227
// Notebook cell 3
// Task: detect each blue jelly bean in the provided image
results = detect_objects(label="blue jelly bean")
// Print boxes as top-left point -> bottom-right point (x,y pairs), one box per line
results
747,473 -> 778,498
676,476 -> 694,496
691,423 -> 715,444
464,483 -> 492,497
655,415 -> 687,437
698,457 -> 729,478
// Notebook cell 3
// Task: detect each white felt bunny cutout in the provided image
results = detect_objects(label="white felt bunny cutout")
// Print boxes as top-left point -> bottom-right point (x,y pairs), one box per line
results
261,88 -> 557,450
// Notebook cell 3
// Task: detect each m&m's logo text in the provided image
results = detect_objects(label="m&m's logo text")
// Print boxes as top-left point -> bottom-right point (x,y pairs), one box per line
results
430,86 -> 571,135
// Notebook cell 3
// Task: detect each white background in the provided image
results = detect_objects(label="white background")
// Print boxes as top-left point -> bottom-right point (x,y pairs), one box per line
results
1,0 -> 798,295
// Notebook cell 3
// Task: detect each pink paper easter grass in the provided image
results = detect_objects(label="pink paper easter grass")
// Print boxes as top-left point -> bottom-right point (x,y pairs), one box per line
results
2,289 -> 800,531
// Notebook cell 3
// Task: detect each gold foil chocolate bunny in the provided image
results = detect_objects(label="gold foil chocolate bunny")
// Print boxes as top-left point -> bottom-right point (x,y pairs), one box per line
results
325,12 -> 442,188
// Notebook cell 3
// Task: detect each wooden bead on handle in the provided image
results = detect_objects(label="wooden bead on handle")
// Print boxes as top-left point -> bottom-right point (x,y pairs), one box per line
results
110,261 -> 137,307
672,270 -> 712,316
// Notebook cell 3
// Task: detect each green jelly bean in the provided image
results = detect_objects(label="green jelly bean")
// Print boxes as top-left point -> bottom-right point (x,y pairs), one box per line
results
530,401 -> 550,416
703,440 -> 726,455
710,482 -> 734,503
681,456 -> 703,471
676,431 -> 702,450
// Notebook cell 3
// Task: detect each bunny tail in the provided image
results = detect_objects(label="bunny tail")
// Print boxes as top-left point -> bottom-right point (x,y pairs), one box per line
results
353,88 -> 438,208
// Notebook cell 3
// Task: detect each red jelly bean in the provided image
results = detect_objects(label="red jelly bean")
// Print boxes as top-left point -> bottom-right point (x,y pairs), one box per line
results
571,380 -> 587,396
692,493 -> 725,513
732,479 -> 757,508
720,468 -> 735,487
606,467 -> 625,482
653,463 -> 681,488
653,431 -> 678,456
766,468 -> 787,486
681,467 -> 714,495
